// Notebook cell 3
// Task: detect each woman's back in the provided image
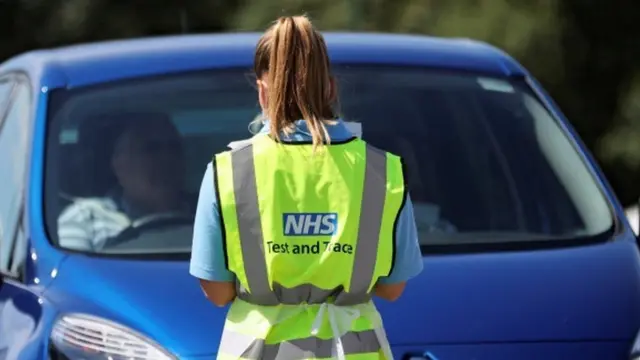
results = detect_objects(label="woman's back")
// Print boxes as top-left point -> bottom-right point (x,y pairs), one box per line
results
190,15 -> 423,360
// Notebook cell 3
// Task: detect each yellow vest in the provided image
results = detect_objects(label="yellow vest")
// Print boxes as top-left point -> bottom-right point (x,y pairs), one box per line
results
214,134 -> 406,360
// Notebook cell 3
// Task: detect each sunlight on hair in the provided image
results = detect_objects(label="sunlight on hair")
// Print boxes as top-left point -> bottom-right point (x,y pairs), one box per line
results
254,15 -> 336,151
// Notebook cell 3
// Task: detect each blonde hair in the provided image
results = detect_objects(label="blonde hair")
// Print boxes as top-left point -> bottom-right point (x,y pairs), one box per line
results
254,15 -> 336,149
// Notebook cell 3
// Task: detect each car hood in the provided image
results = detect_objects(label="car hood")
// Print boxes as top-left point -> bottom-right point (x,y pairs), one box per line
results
45,238 -> 640,357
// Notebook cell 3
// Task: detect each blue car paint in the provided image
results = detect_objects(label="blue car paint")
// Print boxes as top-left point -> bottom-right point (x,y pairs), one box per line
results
0,32 -> 638,359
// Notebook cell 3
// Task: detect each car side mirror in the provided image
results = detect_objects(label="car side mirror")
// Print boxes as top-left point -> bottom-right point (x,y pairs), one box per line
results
628,202 -> 640,237
631,328 -> 640,359
635,199 -> 640,237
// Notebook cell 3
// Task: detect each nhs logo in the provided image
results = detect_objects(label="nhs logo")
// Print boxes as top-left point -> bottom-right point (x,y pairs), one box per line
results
283,213 -> 338,236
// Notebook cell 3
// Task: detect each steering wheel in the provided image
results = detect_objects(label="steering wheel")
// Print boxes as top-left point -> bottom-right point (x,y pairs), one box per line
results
102,212 -> 194,249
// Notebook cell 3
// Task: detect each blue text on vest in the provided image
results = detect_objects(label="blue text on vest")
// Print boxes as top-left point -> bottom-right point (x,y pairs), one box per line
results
283,213 -> 338,236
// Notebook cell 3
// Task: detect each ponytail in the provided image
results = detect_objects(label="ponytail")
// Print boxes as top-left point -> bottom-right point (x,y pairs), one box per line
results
254,15 -> 336,150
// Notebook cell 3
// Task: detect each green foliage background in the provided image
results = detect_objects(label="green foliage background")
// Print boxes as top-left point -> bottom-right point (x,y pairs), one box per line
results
2,0 -> 640,204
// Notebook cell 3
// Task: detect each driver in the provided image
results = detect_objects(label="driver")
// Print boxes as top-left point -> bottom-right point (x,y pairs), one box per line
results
57,116 -> 191,251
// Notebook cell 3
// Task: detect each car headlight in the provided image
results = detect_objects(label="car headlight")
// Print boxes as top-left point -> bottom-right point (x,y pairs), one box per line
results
51,313 -> 176,360
631,329 -> 640,360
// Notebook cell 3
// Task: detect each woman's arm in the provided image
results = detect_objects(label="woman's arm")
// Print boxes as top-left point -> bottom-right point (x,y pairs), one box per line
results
199,279 -> 236,307
190,163 -> 236,307
374,282 -> 406,302
375,194 -> 423,302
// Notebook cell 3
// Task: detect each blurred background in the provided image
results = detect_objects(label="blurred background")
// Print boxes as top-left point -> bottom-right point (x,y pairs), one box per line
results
2,0 -> 640,206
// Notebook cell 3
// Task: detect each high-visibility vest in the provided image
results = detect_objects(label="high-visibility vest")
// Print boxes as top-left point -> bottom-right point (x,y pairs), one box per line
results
213,134 -> 406,360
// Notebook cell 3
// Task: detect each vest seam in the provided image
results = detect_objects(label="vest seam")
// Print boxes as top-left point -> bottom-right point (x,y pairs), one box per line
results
389,156 -> 409,276
268,135 -> 359,145
212,155 -> 230,270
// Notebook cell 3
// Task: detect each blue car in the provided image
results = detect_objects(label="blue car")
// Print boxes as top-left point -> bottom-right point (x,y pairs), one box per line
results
0,32 -> 639,360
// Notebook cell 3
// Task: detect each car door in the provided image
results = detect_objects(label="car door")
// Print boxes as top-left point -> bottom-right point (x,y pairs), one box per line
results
0,76 -> 40,360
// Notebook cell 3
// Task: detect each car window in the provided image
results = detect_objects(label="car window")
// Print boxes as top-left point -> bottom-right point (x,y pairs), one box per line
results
0,82 -> 30,273
0,80 -> 14,119
9,223 -> 26,279
44,67 -> 613,256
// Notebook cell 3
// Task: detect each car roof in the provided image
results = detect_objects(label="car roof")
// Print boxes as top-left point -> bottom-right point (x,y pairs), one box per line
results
0,32 -> 526,90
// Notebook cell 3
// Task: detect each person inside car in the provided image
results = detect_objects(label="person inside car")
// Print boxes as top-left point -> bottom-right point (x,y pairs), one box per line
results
57,116 -> 191,251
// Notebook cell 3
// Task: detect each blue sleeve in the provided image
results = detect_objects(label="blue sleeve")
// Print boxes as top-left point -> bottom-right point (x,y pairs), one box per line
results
377,194 -> 424,284
189,163 -> 235,282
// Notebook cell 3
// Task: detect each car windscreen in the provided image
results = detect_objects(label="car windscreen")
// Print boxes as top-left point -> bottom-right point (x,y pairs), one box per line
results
44,66 -> 614,257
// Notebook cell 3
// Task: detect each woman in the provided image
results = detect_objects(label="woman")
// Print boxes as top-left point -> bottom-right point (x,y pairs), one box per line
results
190,15 -> 423,360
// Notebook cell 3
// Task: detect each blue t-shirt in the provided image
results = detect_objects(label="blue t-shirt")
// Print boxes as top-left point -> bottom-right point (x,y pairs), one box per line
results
189,119 -> 423,284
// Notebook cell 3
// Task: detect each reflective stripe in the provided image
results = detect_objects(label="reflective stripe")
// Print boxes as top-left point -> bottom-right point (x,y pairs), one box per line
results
230,146 -> 279,305
349,145 -> 387,295
219,328 -> 382,360
228,144 -> 388,306
235,282 -> 371,305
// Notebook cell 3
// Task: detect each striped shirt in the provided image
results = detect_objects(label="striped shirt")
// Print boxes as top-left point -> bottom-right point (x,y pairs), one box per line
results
57,193 -> 193,251
57,197 -> 133,251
